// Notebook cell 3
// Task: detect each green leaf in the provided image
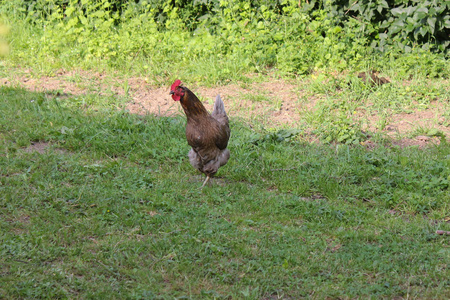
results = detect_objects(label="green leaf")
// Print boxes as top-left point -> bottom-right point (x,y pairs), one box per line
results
350,3 -> 360,11
414,10 -> 427,21
427,17 -> 436,34
376,5 -> 384,14
391,7 -> 405,17
379,33 -> 388,40
406,6 -> 415,16
66,17 -> 79,28
416,7 -> 428,14
93,11 -> 105,18
379,0 -> 389,9
406,23 -> 415,33
65,6 -> 76,17
419,26 -> 428,37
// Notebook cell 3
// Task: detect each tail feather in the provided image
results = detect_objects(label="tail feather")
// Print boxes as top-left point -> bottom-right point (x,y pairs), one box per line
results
212,95 -> 227,117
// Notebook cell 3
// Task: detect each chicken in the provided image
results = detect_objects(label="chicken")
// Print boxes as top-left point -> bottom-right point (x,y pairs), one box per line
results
170,80 -> 230,187
357,70 -> 390,86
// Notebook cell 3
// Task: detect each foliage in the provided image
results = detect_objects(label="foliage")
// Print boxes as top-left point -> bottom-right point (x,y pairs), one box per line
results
1,0 -> 448,80
324,0 -> 450,52
379,0 -> 449,52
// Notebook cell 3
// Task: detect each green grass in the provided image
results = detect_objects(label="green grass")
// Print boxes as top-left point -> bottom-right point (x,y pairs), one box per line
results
298,72 -> 450,144
2,1 -> 449,87
1,2 -> 449,297
1,87 -> 449,299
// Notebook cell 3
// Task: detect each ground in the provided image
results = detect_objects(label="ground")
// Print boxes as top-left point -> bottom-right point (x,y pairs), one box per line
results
2,68 -> 450,299
3,68 -> 448,147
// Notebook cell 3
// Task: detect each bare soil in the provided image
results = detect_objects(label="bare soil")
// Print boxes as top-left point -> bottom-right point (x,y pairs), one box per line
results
22,141 -> 66,155
3,69 -> 449,148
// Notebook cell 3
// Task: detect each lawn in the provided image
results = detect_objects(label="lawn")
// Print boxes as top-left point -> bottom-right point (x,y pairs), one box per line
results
0,1 -> 449,297
1,84 -> 449,299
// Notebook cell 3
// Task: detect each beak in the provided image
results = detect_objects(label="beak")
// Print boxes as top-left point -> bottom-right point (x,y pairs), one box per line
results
169,91 -> 174,95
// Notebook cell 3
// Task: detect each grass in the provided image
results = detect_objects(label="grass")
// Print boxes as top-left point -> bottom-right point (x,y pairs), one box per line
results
2,2 -> 449,87
1,86 -> 449,299
298,72 -> 450,144
0,3 -> 449,297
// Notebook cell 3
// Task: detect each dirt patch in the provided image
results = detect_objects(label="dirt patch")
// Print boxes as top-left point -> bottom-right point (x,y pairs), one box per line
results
363,136 -> 442,149
3,69 -> 306,126
384,108 -> 445,135
22,141 -> 66,155
23,141 -> 52,154
392,136 -> 442,148
5,214 -> 31,235
3,69 -> 449,148
127,79 -> 304,126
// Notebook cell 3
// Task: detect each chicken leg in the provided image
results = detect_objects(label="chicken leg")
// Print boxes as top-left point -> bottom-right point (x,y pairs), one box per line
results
201,175 -> 210,188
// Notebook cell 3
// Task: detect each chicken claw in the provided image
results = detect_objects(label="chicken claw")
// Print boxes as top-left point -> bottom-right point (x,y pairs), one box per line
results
201,176 -> 210,188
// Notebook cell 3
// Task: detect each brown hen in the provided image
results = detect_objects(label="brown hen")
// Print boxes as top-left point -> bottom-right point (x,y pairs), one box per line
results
170,80 -> 230,187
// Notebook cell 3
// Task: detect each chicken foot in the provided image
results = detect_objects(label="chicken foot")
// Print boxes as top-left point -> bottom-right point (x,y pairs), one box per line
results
201,175 -> 211,188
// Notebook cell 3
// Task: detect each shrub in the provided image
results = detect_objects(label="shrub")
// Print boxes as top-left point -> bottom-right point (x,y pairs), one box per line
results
322,0 -> 450,53
1,0 -> 448,77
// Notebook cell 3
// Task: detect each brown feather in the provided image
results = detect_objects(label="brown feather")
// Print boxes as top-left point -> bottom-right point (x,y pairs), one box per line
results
178,87 -> 230,178
357,71 -> 390,86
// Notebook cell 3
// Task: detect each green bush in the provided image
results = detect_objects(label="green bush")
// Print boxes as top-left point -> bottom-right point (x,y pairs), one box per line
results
323,0 -> 450,53
1,0 -> 448,78
12,0 -> 450,53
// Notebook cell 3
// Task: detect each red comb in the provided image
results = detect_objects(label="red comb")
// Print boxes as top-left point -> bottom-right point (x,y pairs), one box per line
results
171,79 -> 181,91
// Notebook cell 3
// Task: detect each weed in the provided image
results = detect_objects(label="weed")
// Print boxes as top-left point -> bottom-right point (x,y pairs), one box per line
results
1,1 -> 448,84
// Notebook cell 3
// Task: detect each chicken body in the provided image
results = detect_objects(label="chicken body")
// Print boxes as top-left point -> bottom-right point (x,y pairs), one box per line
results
357,71 -> 390,86
170,80 -> 230,186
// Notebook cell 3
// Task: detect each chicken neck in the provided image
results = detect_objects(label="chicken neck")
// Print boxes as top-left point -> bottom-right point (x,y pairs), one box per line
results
180,89 -> 209,121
